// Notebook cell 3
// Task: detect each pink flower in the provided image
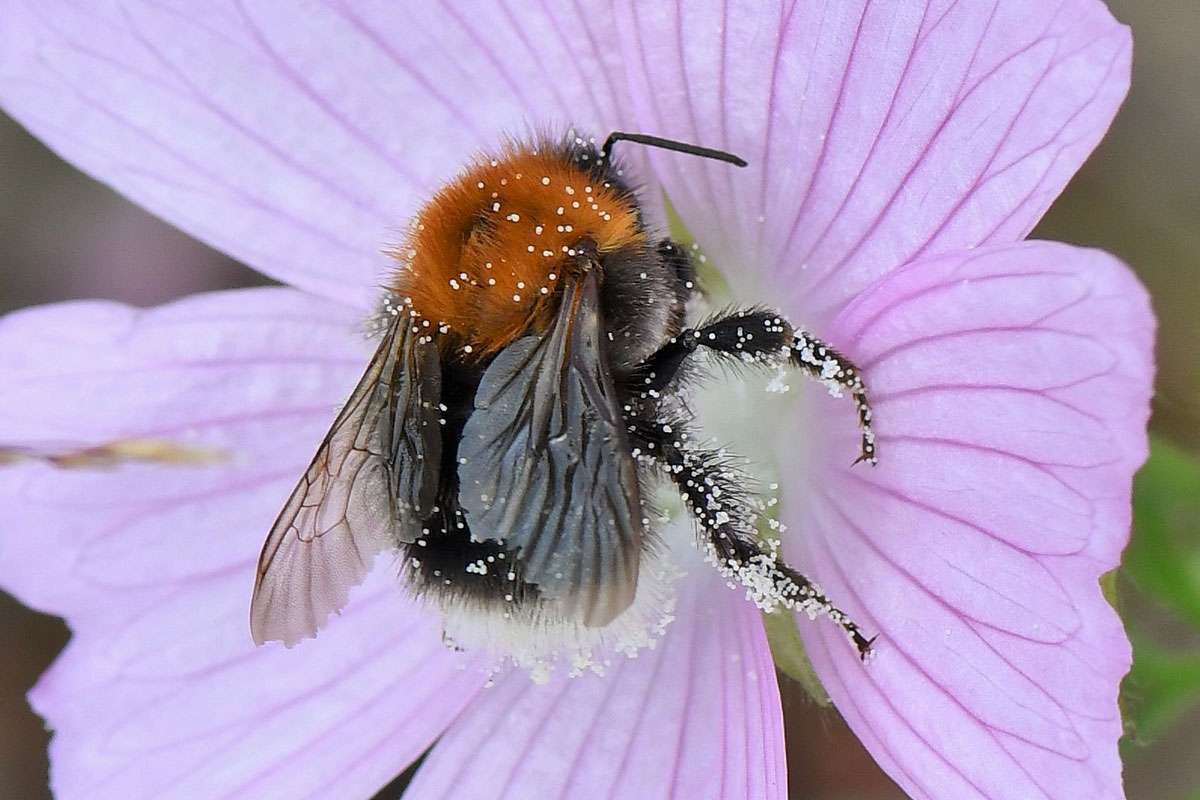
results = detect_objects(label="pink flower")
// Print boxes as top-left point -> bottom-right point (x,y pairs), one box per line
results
0,2 -> 1153,799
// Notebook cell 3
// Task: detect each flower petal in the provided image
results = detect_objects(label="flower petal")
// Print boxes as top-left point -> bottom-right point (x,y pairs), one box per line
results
405,555 -> 787,800
0,1 -> 631,307
0,288 -> 486,798
0,288 -> 360,614
787,242 -> 1153,799
614,1 -> 1131,319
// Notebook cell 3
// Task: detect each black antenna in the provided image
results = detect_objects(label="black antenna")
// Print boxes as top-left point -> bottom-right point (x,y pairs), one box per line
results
601,131 -> 748,167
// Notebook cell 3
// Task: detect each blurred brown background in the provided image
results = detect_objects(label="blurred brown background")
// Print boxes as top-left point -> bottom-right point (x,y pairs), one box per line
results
1,1 -> 1197,797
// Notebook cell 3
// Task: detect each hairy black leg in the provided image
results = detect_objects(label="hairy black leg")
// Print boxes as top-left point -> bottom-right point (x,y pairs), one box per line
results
628,416 -> 876,660
628,308 -> 878,465
790,328 -> 877,465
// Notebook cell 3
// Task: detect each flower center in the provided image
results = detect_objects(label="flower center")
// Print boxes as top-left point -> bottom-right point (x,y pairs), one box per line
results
664,204 -> 838,699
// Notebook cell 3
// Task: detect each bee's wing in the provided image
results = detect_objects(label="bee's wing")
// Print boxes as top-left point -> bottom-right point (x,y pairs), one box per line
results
379,317 -> 443,526
250,314 -> 442,646
458,270 -> 644,627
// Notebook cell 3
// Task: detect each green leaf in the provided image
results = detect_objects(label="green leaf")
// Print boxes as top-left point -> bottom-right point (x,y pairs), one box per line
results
762,608 -> 831,706
1124,641 -> 1200,745
1101,568 -> 1121,613
1120,438 -> 1200,753
1125,438 -> 1200,628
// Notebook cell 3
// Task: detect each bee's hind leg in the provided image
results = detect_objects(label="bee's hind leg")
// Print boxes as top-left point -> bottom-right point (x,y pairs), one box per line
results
626,416 -> 876,661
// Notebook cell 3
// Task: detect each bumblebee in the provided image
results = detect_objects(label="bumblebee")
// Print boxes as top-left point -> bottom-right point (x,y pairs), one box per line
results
250,132 -> 877,663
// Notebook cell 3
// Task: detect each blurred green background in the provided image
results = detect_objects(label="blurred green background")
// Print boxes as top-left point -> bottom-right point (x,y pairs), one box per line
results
1,1 -> 1197,797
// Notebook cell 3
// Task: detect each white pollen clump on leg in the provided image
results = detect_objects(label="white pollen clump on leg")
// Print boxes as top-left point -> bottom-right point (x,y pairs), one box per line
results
764,366 -> 791,394
666,428 -> 855,634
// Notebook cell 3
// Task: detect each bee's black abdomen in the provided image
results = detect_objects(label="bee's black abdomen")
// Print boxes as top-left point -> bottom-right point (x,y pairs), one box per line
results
397,357 -> 544,611
398,500 -> 541,610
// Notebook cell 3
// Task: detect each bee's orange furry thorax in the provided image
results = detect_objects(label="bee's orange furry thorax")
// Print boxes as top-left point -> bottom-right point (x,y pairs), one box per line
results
388,147 -> 647,357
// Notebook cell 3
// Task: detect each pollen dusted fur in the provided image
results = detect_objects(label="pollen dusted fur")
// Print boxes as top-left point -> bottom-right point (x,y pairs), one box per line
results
391,146 -> 648,358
